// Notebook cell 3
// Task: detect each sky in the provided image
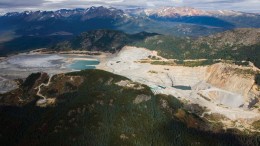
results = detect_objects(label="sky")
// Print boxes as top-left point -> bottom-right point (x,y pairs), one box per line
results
0,0 -> 260,13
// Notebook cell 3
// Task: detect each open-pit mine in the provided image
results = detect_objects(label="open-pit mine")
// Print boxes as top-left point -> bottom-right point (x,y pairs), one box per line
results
0,46 -> 260,133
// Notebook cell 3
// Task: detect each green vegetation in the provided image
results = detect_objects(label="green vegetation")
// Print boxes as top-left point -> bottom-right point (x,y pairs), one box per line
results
233,61 -> 250,66
150,61 -> 176,66
134,29 -> 260,69
233,68 -> 257,76
22,73 -> 42,89
133,35 -> 191,60
0,72 -> 49,106
176,60 -> 220,67
0,70 -> 259,146
51,30 -> 157,53
141,59 -> 219,67
0,35 -> 72,56
148,55 -> 161,60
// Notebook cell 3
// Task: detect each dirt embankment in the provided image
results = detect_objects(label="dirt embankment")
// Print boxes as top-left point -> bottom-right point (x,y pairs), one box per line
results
206,63 -> 260,107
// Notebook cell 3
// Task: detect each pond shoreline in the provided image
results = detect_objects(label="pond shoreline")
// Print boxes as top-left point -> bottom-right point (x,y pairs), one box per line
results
0,51 -> 105,94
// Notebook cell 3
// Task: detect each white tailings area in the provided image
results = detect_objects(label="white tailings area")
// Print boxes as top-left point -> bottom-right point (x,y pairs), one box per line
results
97,46 -> 260,123
7,54 -> 65,68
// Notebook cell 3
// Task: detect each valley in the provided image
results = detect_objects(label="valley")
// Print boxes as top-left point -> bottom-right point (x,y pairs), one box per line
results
0,5 -> 260,146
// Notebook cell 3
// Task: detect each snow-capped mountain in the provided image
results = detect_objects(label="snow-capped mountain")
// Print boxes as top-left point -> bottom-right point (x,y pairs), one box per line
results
0,6 -> 260,38
144,7 -> 208,17
143,7 -> 259,18
0,12 -> 5,16
0,6 -> 132,38
3,6 -> 126,21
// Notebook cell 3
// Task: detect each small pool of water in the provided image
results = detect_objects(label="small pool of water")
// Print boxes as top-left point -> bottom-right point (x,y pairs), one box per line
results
68,60 -> 100,70
173,85 -> 191,90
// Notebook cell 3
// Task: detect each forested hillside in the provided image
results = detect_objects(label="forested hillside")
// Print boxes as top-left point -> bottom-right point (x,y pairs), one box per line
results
1,70 -> 259,145
51,30 -> 157,53
134,28 -> 260,68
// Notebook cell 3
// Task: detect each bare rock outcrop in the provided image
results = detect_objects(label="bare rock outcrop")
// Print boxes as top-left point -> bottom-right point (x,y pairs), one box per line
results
205,63 -> 260,108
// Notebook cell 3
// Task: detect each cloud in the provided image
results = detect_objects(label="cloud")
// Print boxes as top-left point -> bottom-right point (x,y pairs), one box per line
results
0,0 -> 45,8
0,0 -> 259,13
182,0 -> 260,12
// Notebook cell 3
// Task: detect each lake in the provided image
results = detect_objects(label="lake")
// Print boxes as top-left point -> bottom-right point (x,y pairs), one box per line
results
68,60 -> 100,70
172,85 -> 191,90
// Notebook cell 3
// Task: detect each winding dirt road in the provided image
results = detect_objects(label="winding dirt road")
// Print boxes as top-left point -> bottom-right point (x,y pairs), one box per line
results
36,74 -> 53,105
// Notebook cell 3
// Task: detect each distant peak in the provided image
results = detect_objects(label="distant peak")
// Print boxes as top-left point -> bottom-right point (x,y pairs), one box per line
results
143,6 -> 254,17
144,6 -> 207,17
0,12 -> 5,16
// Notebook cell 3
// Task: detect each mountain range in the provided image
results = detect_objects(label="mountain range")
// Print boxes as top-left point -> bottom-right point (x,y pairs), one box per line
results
1,5 -> 260,146
1,6 -> 260,56
1,6 -> 260,37
143,7 -> 258,17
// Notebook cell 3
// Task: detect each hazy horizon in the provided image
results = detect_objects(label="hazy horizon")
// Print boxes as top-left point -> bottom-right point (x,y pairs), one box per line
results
0,0 -> 259,13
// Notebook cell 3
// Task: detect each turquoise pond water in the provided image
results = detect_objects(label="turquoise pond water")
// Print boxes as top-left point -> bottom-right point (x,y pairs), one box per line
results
172,85 -> 191,90
68,60 -> 100,70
